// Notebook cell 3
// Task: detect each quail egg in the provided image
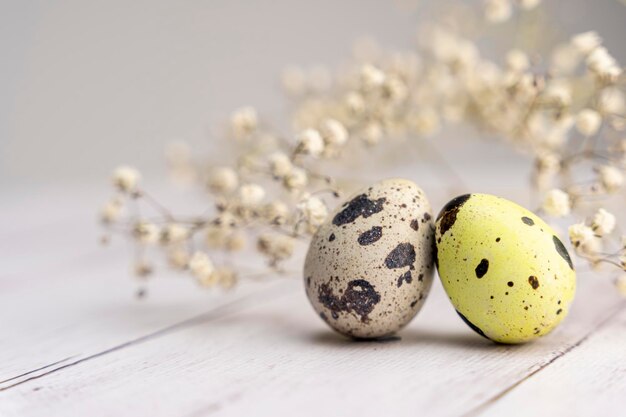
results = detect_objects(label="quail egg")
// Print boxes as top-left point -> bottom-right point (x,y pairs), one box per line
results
435,193 -> 576,344
304,178 -> 436,339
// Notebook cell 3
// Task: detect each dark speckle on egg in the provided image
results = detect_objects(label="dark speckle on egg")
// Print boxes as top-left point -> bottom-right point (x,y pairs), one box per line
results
552,235 -> 574,270
397,270 -> 412,287
358,226 -> 383,246
475,259 -> 489,278
385,243 -> 416,270
332,194 -> 386,226
521,216 -> 534,226
528,275 -> 540,289
437,194 -> 471,236
318,279 -> 381,323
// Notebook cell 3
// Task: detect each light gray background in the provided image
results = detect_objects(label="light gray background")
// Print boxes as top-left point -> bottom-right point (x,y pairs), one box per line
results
1,0 -> 624,187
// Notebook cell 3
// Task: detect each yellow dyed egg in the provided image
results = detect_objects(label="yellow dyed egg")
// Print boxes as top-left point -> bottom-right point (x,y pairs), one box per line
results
435,194 -> 576,344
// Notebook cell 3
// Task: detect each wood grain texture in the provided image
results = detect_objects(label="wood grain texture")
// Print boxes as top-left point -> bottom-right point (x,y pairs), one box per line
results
1,183 -> 625,416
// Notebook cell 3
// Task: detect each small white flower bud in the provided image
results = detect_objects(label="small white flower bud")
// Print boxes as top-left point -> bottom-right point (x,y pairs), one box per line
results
230,106 -> 258,139
257,233 -> 295,264
208,167 -> 239,194
591,208 -> 616,236
569,223 -> 600,254
100,198 -> 124,224
319,119 -> 348,147
189,251 -> 216,284
134,222 -> 160,245
284,167 -> 308,191
162,223 -> 188,244
597,165 -> 624,193
298,196 -> 329,232
345,92 -> 365,116
268,152 -> 293,177
296,129 -> 325,157
506,49 -> 530,72
575,109 -> 602,136
112,166 -> 141,192
226,230 -> 246,251
263,201 -> 290,225
238,183 -> 266,206
542,189 -> 571,217
484,0 -> 512,23
359,64 -> 385,90
215,267 -> 238,290
361,122 -> 383,146
571,31 -> 602,55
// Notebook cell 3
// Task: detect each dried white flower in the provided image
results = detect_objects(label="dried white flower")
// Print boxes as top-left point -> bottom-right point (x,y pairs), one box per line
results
319,119 -> 348,147
296,129 -> 325,157
263,201 -> 290,225
586,47 -> 621,79
208,167 -> 238,194
189,251 -> 216,285
345,92 -> 366,116
257,233 -> 295,265
284,167 -> 308,190
484,0 -> 512,23
215,267 -> 238,289
382,75 -> 408,102
544,80 -> 572,106
411,108 -> 441,136
542,189 -> 571,217
597,165 -> 624,193
167,247 -> 190,269
112,166 -> 141,192
591,208 -> 616,236
598,87 -> 626,115
134,222 -> 160,245
205,225 -> 230,249
226,230 -> 246,251
230,106 -> 258,139
100,197 -> 123,224
268,152 -> 293,177
359,64 -> 386,90
569,222 -> 601,255
361,122 -> 383,146
506,49 -> 530,72
571,31 -> 602,54
298,196 -> 328,232
238,183 -> 266,207
575,109 -> 602,136
161,223 -> 188,244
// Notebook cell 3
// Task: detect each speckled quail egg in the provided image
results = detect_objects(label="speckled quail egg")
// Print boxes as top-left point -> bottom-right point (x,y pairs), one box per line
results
435,193 -> 576,344
304,178 -> 436,339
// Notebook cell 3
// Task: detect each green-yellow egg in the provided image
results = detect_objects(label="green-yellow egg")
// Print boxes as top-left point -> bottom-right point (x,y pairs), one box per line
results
435,193 -> 576,344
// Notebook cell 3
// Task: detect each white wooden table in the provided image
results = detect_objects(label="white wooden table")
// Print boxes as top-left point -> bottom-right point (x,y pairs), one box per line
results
1,175 -> 625,417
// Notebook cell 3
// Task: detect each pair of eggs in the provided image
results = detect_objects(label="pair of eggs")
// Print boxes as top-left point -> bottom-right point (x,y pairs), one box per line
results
304,179 -> 576,344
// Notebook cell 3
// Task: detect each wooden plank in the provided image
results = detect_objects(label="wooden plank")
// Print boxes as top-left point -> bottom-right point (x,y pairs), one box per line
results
473,305 -> 626,417
0,271 -> 621,417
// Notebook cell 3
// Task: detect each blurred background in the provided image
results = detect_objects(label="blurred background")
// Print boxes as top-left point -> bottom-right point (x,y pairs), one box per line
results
1,0 -> 625,189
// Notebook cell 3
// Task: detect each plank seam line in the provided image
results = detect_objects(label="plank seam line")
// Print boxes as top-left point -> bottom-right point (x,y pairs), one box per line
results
461,301 -> 626,417
0,355 -> 77,385
0,283 -> 296,393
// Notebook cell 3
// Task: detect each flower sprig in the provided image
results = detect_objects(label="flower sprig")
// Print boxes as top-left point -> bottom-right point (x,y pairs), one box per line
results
99,0 -> 626,296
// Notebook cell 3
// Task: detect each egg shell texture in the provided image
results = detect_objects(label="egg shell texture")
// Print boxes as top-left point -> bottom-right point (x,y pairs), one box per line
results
304,178 -> 436,339
435,193 -> 576,344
